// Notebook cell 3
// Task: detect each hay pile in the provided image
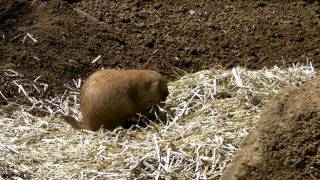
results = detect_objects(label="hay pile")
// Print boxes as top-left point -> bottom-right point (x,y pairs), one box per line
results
0,64 -> 316,179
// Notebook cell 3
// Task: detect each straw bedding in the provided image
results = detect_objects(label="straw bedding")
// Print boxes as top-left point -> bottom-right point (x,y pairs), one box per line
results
0,64 -> 316,179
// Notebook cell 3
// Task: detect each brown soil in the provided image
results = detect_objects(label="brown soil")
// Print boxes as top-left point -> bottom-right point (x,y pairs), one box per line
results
221,77 -> 320,180
1,0 -> 320,106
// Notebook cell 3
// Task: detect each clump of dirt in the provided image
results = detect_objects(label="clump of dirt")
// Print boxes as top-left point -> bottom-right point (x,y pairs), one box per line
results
221,77 -> 320,180
0,0 -> 320,106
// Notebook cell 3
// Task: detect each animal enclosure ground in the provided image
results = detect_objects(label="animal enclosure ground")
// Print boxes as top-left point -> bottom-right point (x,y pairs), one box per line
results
1,0 -> 320,106
1,0 -> 320,179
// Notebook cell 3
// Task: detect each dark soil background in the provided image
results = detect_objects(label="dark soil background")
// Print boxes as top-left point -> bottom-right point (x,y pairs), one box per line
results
221,77 -> 320,180
1,0 -> 320,105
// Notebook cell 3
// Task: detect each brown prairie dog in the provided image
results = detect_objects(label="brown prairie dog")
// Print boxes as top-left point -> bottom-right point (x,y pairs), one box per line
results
62,69 -> 169,131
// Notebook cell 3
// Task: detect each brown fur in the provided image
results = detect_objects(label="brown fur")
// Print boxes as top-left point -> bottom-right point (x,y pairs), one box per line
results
62,69 -> 169,131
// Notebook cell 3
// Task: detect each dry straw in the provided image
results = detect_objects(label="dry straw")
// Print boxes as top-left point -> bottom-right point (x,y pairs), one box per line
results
0,64 -> 316,179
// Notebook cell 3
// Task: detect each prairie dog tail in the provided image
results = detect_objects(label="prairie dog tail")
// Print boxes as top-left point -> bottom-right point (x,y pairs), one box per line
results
61,115 -> 84,130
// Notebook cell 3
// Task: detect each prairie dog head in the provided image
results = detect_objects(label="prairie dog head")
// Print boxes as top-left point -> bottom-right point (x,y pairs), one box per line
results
140,74 -> 169,105
148,78 -> 169,103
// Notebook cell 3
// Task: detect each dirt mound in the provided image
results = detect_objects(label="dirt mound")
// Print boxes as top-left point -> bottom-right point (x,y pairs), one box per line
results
221,77 -> 320,180
1,0 -> 320,107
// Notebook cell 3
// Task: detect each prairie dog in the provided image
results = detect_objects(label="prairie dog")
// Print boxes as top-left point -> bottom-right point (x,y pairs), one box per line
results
62,69 -> 169,131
